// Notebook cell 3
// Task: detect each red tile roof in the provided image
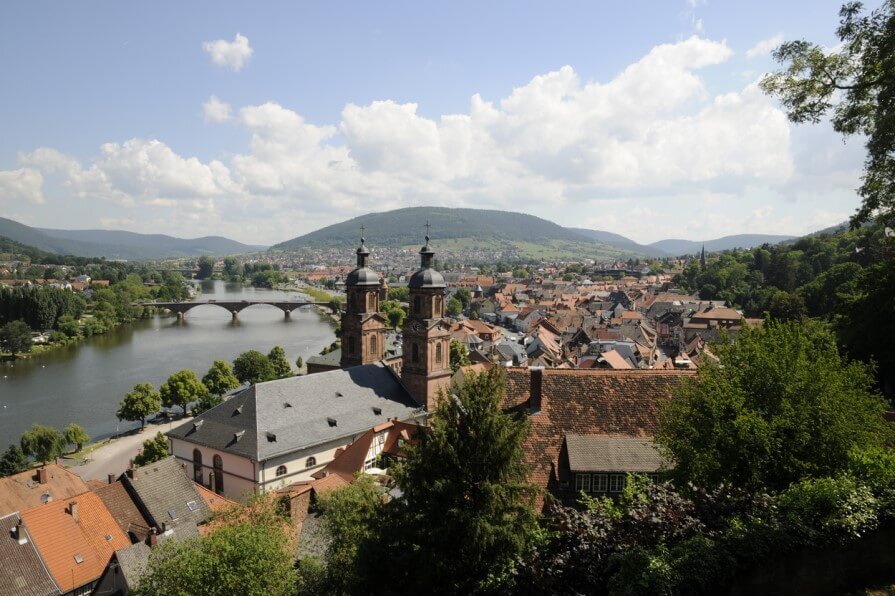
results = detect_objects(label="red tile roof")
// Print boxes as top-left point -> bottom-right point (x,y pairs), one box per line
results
0,465 -> 89,517
503,368 -> 693,508
21,491 -> 130,593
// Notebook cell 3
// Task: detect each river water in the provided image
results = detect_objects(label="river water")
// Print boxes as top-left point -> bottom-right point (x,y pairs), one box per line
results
0,281 -> 336,443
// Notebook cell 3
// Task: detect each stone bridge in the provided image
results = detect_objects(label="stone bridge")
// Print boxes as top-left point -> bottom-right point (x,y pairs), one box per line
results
142,300 -> 339,320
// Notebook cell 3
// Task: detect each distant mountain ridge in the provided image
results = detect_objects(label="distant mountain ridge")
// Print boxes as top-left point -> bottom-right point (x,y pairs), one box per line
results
648,234 -> 798,255
0,217 -> 265,260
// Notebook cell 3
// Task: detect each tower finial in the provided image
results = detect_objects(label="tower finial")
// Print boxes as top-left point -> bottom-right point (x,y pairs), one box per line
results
360,224 -> 366,244
424,220 -> 431,244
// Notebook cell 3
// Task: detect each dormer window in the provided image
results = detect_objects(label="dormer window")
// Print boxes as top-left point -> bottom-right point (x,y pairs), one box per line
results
327,417 -> 337,427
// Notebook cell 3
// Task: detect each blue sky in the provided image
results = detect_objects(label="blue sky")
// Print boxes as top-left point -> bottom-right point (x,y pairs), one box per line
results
0,1 -> 875,244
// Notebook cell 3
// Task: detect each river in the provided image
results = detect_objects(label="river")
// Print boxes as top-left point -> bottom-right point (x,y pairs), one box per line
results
0,280 -> 337,443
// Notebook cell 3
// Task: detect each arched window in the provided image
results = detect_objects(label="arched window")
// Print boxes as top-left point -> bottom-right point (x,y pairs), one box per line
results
434,295 -> 442,315
435,341 -> 443,365
413,295 -> 421,316
192,449 -> 203,484
412,343 -> 419,363
368,293 -> 376,311
213,455 -> 224,495
348,336 -> 356,354
276,465 -> 287,477
370,335 -> 378,358
305,457 -> 317,468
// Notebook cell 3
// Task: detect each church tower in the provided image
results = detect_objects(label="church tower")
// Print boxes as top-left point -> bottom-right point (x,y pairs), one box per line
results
401,229 -> 452,410
340,233 -> 387,369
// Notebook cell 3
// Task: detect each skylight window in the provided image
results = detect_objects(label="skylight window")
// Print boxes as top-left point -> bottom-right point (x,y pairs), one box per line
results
168,510 -> 178,520
74,554 -> 84,564
105,534 -> 113,541
187,501 -> 199,512
327,417 -> 337,427
372,407 -> 382,416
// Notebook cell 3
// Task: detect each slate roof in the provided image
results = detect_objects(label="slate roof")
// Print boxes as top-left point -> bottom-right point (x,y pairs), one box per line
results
306,347 -> 342,368
0,513 -> 59,596
121,456 -> 211,532
503,368 -> 693,508
113,542 -> 151,592
92,480 -> 152,541
167,363 -> 423,462
20,492 -> 130,593
565,434 -> 667,472
0,465 -> 88,517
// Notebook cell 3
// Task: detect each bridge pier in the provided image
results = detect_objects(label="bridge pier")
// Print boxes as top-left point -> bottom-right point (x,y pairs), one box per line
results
176,311 -> 184,321
231,310 -> 238,321
284,310 -> 292,320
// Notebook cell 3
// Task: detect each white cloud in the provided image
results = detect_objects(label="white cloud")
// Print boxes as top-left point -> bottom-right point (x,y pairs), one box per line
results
8,35 -> 862,243
746,33 -> 783,58
203,96 -> 232,123
0,168 -> 44,204
202,33 -> 253,72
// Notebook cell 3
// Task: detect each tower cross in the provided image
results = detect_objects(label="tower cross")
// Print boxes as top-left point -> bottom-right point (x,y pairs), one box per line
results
424,221 -> 431,242
359,224 -> 365,242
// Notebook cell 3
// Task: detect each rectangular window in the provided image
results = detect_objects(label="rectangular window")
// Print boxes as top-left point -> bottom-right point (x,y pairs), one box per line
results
574,473 -> 591,493
592,474 -> 608,492
609,474 -> 626,493
363,459 -> 374,471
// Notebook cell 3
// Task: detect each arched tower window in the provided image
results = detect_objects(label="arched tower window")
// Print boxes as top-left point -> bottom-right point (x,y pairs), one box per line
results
213,455 -> 224,494
412,343 -> 419,363
192,449 -> 203,484
368,293 -> 376,311
434,295 -> 442,316
276,465 -> 287,477
413,295 -> 421,316
435,341 -> 443,365
370,335 -> 378,358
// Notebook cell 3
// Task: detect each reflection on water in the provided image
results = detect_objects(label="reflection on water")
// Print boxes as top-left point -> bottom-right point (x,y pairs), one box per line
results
0,281 -> 336,441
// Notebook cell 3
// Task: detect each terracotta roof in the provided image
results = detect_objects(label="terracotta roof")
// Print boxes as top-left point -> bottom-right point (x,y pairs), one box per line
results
503,368 -> 693,507
311,473 -> 350,494
0,513 -> 59,596
92,481 -> 151,542
21,492 -> 130,593
598,349 -> 633,370
193,482 -> 235,514
0,465 -> 89,517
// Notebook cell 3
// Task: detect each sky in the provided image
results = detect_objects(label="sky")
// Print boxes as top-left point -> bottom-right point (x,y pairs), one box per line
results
0,1 -> 877,245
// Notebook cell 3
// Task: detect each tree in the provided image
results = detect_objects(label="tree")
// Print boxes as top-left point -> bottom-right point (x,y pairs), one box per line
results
119,383 -> 162,430
449,339 -> 471,373
446,296 -> 463,317
20,424 -> 66,465
768,290 -> 807,322
295,355 -> 304,371
455,287 -> 472,310
761,1 -> 895,226
196,256 -> 215,280
0,320 -> 32,356
63,423 -> 90,452
267,346 -> 292,379
160,369 -> 208,416
202,360 -> 240,396
134,496 -> 295,596
657,321 -> 893,492
0,444 -> 29,477
362,368 -> 538,593
57,314 -> 80,338
134,432 -> 170,467
232,350 -> 275,385
222,257 -> 242,280
192,393 -> 223,416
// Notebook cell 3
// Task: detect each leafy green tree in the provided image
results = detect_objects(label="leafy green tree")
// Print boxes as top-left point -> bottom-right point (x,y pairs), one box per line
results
160,370 -> 209,416
196,256 -> 215,280
57,314 -> 80,338
0,320 -> 32,356
63,423 -> 90,452
768,290 -> 807,322
295,355 -> 304,371
449,339 -> 471,373
134,496 -> 295,596
20,424 -> 66,465
363,368 -> 538,593
119,383 -> 162,430
380,299 -> 407,329
134,433 -> 169,467
455,287 -> 472,309
0,444 -> 29,477
267,346 -> 292,379
446,296 -> 463,317
233,350 -> 275,385
202,360 -> 240,396
387,286 -> 409,302
657,321 -> 893,492
761,1 -> 895,225
192,393 -> 223,416
222,257 -> 242,280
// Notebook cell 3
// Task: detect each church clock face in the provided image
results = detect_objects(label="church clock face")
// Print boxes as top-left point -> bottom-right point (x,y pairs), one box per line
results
410,319 -> 425,332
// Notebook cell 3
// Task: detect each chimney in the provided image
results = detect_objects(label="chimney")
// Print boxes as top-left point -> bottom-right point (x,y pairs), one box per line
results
529,366 -> 544,412
107,473 -> 116,485
13,522 -> 27,545
148,528 -> 158,546
126,466 -> 136,479
37,467 -> 48,484
70,501 -> 79,523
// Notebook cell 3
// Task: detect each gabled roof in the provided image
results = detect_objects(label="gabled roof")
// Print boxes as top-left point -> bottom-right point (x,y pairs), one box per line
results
503,368 -> 692,505
0,513 -> 59,596
168,363 -> 422,461
597,349 -> 633,370
21,492 -> 130,593
120,457 -> 211,532
321,420 -> 421,482
0,465 -> 88,517
565,434 -> 667,472
92,480 -> 151,541
193,482 -> 235,514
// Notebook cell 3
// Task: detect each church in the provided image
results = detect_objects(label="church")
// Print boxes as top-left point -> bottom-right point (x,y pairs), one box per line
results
166,233 -> 452,501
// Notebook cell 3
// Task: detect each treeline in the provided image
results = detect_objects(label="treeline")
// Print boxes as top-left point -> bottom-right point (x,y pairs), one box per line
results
0,286 -> 86,329
676,223 -> 894,394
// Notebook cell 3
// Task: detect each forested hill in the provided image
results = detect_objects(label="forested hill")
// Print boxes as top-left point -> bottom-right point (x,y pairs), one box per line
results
676,222 -> 894,395
0,217 -> 264,259
651,234 -> 797,255
273,207 -> 595,249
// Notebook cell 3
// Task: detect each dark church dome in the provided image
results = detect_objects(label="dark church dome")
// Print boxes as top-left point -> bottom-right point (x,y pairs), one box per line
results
408,267 -> 445,289
346,267 -> 380,286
